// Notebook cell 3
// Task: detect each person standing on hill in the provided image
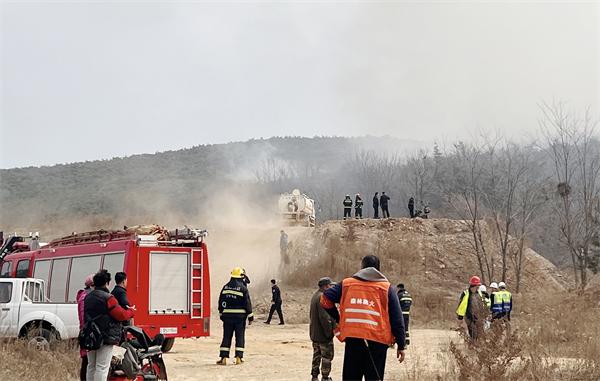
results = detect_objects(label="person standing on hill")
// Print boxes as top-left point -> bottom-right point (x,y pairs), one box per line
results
355,194 -> 364,219
408,197 -> 415,218
343,195 -> 353,220
380,192 -> 391,218
373,192 -> 380,219
310,277 -> 336,381
265,279 -> 284,325
217,267 -> 254,365
456,276 -> 488,340
280,230 -> 290,265
321,255 -> 406,380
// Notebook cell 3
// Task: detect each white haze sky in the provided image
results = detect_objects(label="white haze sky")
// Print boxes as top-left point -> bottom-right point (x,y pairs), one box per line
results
1,1 -> 598,168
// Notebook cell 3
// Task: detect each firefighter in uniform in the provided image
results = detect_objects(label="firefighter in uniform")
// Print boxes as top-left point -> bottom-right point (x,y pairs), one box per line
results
217,267 -> 254,365
355,194 -> 364,219
343,195 -> 353,220
397,283 -> 413,346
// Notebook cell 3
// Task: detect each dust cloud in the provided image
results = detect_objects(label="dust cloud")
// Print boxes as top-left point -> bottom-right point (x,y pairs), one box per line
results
195,188 -> 310,308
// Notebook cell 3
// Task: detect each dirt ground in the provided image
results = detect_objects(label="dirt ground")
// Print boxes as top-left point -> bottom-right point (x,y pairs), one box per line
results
165,321 -> 459,381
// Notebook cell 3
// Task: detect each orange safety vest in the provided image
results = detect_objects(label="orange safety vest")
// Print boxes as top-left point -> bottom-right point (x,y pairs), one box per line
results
336,277 -> 394,345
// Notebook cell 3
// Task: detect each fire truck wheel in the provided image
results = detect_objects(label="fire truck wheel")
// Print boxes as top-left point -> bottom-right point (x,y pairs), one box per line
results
26,327 -> 56,351
161,338 -> 175,353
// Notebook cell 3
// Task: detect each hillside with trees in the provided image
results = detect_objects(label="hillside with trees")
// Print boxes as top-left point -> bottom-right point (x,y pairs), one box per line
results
1,103 -> 599,289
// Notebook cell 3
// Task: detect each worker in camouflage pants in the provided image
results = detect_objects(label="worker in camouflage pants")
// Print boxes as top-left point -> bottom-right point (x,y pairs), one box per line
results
311,342 -> 334,380
309,277 -> 336,381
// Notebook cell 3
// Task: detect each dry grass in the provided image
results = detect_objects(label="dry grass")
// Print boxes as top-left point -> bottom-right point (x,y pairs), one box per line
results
0,338 -> 80,380
443,290 -> 600,380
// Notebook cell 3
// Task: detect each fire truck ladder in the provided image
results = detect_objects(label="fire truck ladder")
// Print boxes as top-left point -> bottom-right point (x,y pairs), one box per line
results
190,249 -> 203,319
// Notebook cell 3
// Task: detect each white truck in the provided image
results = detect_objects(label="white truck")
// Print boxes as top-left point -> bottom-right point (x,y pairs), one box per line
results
278,189 -> 316,227
0,278 -> 79,349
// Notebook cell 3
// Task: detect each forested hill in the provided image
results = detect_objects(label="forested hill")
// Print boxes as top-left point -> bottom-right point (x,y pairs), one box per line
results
0,136 -> 417,235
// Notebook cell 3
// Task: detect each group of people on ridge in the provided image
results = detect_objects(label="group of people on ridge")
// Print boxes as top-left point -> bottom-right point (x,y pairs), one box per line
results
456,275 -> 513,340
343,192 -> 391,220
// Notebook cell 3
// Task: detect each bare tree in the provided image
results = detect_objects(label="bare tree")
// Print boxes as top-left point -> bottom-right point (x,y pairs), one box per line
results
541,102 -> 600,289
253,158 -> 295,185
482,141 -> 529,282
406,149 -> 433,206
436,141 -> 495,283
508,148 -> 548,292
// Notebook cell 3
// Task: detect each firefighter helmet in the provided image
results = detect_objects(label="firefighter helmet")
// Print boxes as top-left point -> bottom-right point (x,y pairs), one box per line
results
230,267 -> 245,278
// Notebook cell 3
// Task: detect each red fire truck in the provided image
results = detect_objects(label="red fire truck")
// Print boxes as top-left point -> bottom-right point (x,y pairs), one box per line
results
0,226 -> 210,352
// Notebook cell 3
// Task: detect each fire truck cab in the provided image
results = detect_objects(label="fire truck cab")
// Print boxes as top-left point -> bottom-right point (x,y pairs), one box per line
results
0,227 -> 210,351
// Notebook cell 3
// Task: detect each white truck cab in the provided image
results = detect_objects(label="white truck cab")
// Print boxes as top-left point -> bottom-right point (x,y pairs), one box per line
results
0,278 -> 79,348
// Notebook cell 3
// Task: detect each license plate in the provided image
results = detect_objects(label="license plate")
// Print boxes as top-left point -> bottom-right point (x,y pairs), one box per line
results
160,327 -> 178,335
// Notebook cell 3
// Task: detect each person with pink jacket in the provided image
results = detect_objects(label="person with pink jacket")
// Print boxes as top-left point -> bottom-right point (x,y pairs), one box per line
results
77,274 -> 94,381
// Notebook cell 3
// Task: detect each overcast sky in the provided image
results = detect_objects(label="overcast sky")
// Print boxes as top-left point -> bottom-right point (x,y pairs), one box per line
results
1,1 -> 598,168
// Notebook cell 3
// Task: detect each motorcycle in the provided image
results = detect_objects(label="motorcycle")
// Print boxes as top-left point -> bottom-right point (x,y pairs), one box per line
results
109,326 -> 168,381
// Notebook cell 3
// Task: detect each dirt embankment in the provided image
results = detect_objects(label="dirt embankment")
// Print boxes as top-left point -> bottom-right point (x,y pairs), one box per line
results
276,218 -> 567,326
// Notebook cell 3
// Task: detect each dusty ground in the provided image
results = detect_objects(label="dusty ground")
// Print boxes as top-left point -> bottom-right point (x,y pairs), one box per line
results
165,322 -> 459,381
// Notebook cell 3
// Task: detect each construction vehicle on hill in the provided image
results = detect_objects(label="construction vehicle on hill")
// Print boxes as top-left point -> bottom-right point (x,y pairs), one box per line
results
278,189 -> 316,227
0,225 -> 210,353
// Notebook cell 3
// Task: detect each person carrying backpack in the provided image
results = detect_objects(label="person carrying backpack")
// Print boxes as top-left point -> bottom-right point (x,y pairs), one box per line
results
83,270 -> 135,381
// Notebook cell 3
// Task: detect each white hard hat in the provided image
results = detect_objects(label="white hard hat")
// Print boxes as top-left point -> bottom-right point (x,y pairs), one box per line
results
479,285 -> 487,293
489,282 -> 498,289
498,281 -> 507,288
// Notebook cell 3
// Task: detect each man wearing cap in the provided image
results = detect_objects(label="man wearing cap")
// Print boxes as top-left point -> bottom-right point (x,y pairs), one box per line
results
456,276 -> 488,340
309,277 -> 336,381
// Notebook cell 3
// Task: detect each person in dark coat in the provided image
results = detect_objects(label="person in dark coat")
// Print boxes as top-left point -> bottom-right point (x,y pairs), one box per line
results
408,197 -> 415,218
343,195 -> 353,220
310,277 -> 336,381
111,272 -> 130,309
380,192 -> 391,218
354,194 -> 363,219
265,279 -> 284,325
84,270 -> 134,380
373,192 -> 379,218
111,272 -> 131,328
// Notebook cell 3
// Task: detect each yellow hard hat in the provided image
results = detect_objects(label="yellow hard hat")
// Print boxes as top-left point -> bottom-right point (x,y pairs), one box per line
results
230,267 -> 244,278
